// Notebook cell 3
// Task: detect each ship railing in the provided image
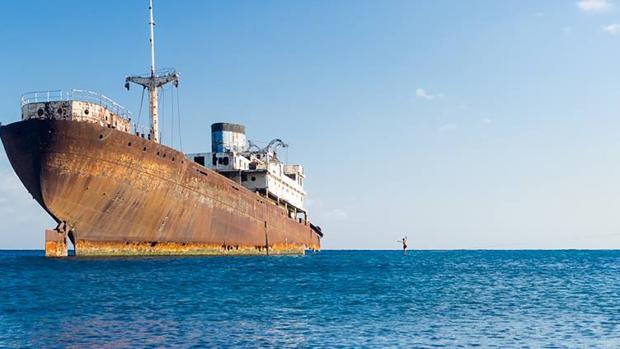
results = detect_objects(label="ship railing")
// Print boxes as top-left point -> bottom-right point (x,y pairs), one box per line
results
20,89 -> 132,121
126,67 -> 177,78
133,124 -> 152,139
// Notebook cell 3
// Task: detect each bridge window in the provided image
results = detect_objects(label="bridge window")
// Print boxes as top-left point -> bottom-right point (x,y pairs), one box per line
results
194,156 -> 205,166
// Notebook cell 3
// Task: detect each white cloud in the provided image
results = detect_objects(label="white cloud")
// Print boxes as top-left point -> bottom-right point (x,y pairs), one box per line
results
0,165 -> 54,248
0,171 -> 26,206
482,118 -> 492,124
0,171 -> 37,223
305,199 -> 348,221
602,23 -> 620,34
323,208 -> 348,221
437,123 -> 457,132
576,0 -> 614,12
416,88 -> 444,100
305,198 -> 317,208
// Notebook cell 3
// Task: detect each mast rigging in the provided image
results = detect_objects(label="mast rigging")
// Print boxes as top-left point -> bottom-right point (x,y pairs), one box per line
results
125,0 -> 179,143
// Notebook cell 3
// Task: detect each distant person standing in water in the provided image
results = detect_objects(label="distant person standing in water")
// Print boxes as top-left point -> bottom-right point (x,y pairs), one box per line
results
397,236 -> 408,254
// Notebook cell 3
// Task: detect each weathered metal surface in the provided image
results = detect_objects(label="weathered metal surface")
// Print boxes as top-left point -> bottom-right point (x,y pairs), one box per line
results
21,90 -> 133,120
22,101 -> 131,133
21,93 -> 132,133
0,119 -> 321,256
75,240 -> 305,256
45,229 -> 67,257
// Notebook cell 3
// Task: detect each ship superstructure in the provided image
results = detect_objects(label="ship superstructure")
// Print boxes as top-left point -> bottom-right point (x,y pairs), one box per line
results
0,1 -> 322,257
187,123 -> 308,223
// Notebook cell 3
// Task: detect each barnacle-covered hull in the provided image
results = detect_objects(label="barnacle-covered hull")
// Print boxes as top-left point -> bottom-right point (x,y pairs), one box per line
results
0,119 -> 321,256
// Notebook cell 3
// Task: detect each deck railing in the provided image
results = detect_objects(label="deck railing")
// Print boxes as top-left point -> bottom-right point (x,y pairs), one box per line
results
20,89 -> 132,121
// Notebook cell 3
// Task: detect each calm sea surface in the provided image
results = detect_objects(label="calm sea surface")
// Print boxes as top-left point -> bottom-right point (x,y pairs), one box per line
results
1,250 -> 620,348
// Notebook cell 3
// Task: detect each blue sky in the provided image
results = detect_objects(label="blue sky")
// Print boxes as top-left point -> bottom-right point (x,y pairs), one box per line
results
2,0 -> 620,249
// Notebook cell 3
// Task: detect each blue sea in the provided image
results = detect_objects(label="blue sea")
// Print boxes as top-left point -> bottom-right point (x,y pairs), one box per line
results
1,250 -> 620,348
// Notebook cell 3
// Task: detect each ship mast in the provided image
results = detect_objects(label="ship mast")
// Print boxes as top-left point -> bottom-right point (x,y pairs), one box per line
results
125,0 -> 179,143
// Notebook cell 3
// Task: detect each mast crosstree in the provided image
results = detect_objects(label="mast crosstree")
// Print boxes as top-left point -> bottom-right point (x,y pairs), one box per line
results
125,0 -> 179,143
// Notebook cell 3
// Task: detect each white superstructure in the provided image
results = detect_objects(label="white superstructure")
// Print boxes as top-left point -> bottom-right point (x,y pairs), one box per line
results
186,122 -> 308,221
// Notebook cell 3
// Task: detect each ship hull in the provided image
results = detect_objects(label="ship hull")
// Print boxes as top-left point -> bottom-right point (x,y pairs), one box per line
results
0,119 -> 321,256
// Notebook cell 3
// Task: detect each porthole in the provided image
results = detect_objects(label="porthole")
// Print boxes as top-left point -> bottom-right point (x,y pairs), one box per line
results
37,109 -> 44,116
157,151 -> 160,156
143,147 -> 147,151
57,108 -> 62,114
84,109 -> 89,115
251,176 -> 256,181
128,142 -> 132,146
163,153 -> 166,158
99,134 -> 103,139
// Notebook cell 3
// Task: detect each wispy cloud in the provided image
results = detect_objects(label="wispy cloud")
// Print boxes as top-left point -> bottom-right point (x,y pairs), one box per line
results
1,172 -> 28,216
576,0 -> 614,13
0,170 -> 42,224
602,23 -> 620,34
323,208 -> 348,221
416,88 -> 444,100
437,123 -> 457,132
305,199 -> 348,221
0,166 -> 55,248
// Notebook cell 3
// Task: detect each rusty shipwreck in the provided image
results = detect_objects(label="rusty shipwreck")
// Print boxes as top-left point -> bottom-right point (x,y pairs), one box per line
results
0,1 -> 322,257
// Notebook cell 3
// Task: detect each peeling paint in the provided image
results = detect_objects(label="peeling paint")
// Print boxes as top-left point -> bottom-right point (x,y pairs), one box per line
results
45,229 -> 67,257
75,240 -> 313,256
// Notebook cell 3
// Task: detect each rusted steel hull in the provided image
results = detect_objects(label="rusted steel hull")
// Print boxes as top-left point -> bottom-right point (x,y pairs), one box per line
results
0,119 -> 321,256
45,229 -> 68,257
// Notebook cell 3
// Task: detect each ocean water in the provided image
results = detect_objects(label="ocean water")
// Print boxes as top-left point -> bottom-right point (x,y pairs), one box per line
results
1,250 -> 620,348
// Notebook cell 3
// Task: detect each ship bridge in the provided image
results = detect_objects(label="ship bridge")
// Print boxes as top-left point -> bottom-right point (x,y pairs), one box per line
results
186,122 -> 309,223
